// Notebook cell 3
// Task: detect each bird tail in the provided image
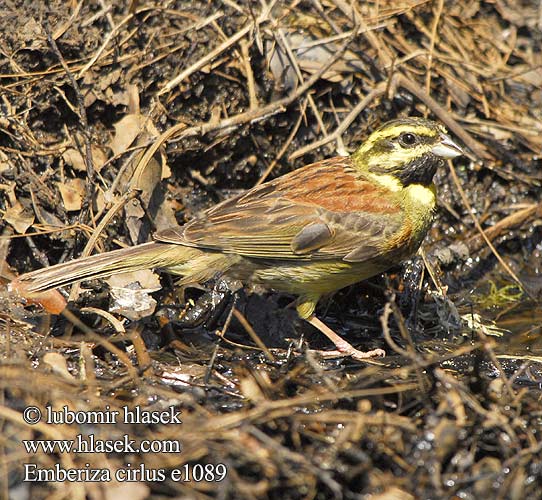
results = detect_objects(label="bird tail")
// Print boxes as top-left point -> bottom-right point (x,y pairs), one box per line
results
11,242 -> 192,293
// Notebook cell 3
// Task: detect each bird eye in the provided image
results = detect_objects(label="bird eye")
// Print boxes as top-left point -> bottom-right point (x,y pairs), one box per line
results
399,132 -> 418,147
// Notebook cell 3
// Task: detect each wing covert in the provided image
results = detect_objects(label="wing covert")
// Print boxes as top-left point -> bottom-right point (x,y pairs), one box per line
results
154,158 -> 403,262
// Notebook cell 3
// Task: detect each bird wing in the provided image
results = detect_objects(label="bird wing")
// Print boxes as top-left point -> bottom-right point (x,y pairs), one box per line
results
154,158 -> 405,262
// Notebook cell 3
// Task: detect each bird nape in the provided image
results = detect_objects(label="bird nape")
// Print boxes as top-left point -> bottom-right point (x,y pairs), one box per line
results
10,117 -> 464,361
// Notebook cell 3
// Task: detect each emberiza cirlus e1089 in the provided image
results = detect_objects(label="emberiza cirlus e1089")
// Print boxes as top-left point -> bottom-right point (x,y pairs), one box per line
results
11,117 -> 463,360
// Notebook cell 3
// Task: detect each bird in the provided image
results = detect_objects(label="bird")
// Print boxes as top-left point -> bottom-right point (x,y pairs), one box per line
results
10,117 -> 464,361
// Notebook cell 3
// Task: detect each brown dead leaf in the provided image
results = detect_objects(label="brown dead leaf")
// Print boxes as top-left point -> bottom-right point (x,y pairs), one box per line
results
43,352 -> 76,381
62,148 -> 86,172
93,186 -> 106,214
99,68 -> 122,92
110,114 -> 145,156
265,30 -> 366,91
106,269 -> 161,290
125,198 -> 146,243
57,178 -> 85,212
108,287 -> 158,321
159,364 -> 207,387
63,144 -> 107,173
125,146 -> 170,242
30,189 -> 65,229
8,279 -> 68,314
371,487 -> 414,500
3,201 -> 34,234
109,89 -> 130,107
239,374 -> 266,402
91,145 -> 108,173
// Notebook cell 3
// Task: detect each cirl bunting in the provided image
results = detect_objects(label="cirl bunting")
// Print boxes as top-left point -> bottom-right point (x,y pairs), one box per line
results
11,117 -> 464,361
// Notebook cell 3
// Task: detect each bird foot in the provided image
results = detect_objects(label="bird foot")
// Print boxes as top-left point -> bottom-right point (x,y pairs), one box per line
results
306,315 -> 386,362
310,346 -> 386,361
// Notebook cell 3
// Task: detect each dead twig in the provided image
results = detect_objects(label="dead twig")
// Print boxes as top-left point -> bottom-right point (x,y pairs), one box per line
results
240,40 -> 258,110
290,71 -> 491,160
164,31 -> 360,144
393,74 -> 491,160
289,85 -> 385,159
447,159 -> 532,297
274,28 -> 330,142
467,203 -> 541,254
424,0 -> 444,96
232,308 -> 275,361
44,23 -> 95,190
67,191 -> 138,302
257,100 -> 307,184
159,1 -> 276,95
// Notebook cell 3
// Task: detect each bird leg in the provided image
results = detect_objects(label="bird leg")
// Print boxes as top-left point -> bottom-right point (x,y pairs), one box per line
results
306,316 -> 386,361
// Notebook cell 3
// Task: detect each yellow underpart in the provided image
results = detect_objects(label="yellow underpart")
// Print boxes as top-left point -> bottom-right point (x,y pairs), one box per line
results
404,183 -> 436,207
366,173 -> 436,208
367,173 -> 402,191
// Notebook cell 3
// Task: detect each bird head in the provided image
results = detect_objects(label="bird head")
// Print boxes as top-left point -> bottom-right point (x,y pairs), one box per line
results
352,117 -> 464,186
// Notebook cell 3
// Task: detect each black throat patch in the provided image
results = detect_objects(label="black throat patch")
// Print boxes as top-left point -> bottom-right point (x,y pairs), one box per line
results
369,153 -> 443,186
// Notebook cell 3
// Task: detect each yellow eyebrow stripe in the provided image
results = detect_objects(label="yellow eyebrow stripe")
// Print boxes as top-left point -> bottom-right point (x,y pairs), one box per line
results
375,124 -> 442,138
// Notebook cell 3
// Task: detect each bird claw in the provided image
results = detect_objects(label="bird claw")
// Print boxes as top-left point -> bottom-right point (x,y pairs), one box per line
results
309,346 -> 386,361
350,347 -> 386,360
325,338 -> 386,360
306,315 -> 386,362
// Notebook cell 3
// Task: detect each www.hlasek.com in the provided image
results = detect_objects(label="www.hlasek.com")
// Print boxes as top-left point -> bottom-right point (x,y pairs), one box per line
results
23,433 -> 181,454
21,404 -> 228,482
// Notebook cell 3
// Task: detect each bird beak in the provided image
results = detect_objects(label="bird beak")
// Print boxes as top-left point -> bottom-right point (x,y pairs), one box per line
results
431,134 -> 464,159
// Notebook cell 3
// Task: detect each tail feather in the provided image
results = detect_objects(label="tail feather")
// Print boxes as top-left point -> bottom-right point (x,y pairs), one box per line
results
14,242 -> 185,292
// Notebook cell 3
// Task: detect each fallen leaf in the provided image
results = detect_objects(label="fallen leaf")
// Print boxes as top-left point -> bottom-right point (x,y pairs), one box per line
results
125,197 -> 146,243
3,201 -> 34,234
108,287 -> 158,321
57,178 -> 85,212
93,186 -> 106,214
43,352 -> 76,381
8,279 -> 68,314
239,374 -> 266,402
265,30 -> 366,91
30,189 -> 65,229
110,114 -> 145,156
91,145 -> 108,173
62,147 -> 86,172
63,145 -> 108,173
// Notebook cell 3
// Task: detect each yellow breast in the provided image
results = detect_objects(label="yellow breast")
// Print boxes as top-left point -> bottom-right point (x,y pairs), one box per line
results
404,183 -> 436,208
